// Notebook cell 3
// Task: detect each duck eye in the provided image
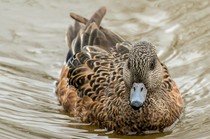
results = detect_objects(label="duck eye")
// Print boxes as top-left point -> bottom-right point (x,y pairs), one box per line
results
150,59 -> 156,70
127,61 -> 131,69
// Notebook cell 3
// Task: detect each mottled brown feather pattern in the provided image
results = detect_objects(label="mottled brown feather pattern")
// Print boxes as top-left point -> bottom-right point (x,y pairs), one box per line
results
55,7 -> 183,134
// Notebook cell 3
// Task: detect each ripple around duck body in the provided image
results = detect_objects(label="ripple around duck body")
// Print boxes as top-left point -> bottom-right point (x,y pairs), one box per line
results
0,0 -> 210,139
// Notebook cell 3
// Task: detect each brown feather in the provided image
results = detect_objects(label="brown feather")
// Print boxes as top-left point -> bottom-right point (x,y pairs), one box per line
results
55,7 -> 183,134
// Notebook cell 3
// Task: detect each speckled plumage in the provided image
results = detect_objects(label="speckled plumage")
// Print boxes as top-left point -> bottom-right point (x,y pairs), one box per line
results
55,7 -> 183,134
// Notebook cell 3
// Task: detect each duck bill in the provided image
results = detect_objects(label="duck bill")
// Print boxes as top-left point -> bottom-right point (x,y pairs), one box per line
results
130,83 -> 147,109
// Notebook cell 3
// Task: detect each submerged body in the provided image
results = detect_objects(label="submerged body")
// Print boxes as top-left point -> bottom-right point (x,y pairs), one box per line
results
56,7 -> 183,134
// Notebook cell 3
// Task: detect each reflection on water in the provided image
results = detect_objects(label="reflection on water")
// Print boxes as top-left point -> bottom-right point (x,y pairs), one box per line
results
0,0 -> 210,138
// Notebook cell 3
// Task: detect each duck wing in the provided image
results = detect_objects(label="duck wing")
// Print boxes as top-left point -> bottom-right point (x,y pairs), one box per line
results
56,7 -> 131,117
65,6 -> 126,62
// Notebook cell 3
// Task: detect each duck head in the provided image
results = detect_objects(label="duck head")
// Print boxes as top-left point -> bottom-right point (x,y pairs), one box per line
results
123,41 -> 162,110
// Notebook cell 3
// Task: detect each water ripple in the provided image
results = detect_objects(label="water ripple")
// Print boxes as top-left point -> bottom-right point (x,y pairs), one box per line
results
0,0 -> 210,138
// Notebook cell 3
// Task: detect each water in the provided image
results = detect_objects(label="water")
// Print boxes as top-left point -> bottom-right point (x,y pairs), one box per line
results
0,0 -> 210,138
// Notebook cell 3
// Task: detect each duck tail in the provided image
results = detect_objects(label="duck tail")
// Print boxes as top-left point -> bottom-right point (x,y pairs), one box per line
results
65,7 -> 125,63
70,6 -> 106,28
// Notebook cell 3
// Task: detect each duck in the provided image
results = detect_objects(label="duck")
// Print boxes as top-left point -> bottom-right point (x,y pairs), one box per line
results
55,7 -> 183,135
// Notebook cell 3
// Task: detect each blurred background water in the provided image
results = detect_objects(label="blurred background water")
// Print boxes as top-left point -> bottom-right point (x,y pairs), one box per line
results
0,0 -> 210,138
